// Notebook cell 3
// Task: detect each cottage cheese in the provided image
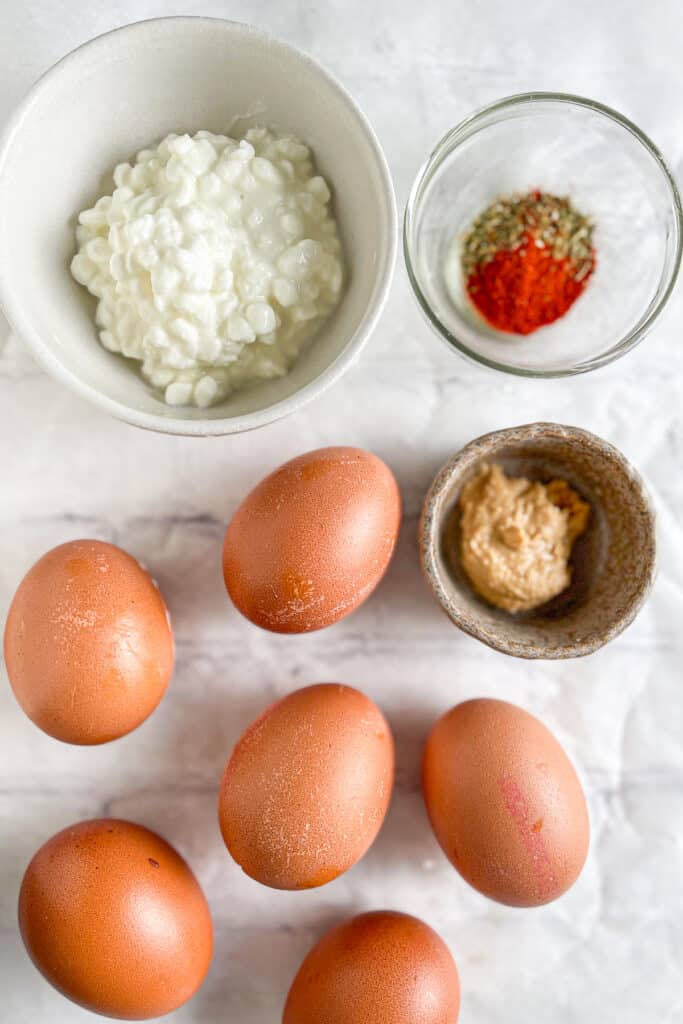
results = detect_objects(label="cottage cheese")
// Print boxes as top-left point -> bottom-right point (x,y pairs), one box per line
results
71,128 -> 345,407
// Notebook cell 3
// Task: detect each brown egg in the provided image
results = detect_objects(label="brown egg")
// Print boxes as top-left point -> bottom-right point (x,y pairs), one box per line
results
283,910 -> 460,1024
4,539 -> 174,744
218,683 -> 394,889
19,818 -> 213,1019
422,698 -> 589,907
222,446 -> 401,633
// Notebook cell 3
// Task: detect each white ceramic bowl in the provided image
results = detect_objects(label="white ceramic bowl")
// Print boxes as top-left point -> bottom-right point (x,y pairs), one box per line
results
0,18 -> 396,435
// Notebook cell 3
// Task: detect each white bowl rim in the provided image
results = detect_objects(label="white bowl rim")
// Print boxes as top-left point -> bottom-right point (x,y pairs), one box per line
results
0,16 -> 398,436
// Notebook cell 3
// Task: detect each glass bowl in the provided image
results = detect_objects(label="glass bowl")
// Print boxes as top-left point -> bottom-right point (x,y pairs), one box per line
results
404,92 -> 682,377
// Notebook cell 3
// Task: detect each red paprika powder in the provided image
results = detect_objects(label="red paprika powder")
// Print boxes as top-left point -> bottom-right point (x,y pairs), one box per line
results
461,191 -> 595,336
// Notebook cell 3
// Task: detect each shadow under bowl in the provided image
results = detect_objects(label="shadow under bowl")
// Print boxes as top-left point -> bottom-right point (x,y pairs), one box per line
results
419,422 -> 656,659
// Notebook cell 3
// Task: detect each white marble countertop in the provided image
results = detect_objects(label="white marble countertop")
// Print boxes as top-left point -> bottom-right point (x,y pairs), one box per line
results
2,2 -> 683,1021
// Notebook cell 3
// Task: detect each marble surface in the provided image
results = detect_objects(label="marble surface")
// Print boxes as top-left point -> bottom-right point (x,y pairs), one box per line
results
1,1 -> 683,1021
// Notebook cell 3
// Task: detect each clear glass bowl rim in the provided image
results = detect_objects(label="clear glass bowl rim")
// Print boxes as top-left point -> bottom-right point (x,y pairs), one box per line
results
403,90 -> 683,378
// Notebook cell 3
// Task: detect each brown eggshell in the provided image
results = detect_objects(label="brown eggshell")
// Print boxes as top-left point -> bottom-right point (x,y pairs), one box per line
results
4,539 -> 174,744
18,818 -> 213,1020
422,698 -> 589,907
283,910 -> 460,1024
222,446 -> 401,633
218,683 -> 394,889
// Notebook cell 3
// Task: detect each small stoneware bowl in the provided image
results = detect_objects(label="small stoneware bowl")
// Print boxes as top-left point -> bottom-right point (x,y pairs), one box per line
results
419,422 -> 656,659
0,18 -> 396,436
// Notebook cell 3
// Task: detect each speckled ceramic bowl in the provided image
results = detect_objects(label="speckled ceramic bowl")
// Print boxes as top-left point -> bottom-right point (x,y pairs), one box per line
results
419,423 -> 656,659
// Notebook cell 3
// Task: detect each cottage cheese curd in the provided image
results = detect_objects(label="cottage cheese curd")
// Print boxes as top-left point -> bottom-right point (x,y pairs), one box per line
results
71,128 -> 345,407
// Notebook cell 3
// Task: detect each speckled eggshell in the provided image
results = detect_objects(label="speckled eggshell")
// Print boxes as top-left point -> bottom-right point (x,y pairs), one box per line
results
4,539 -> 174,744
422,698 -> 589,907
222,446 -> 402,633
218,684 -> 394,890
18,818 -> 213,1020
283,910 -> 460,1024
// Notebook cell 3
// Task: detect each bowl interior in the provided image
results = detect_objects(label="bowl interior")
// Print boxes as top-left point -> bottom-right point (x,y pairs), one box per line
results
421,425 -> 656,658
0,18 -> 394,430
407,97 -> 681,375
